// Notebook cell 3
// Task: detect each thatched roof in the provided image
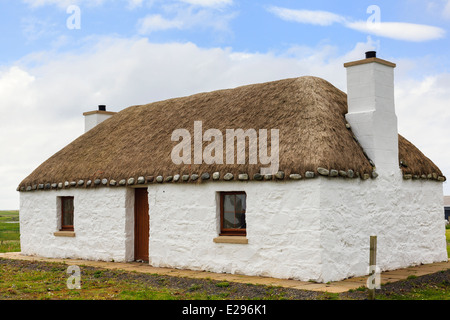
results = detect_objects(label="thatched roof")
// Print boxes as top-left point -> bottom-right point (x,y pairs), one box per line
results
18,76 -> 445,192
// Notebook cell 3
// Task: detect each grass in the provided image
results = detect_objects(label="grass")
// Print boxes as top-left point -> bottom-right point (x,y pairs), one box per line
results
0,259 -> 306,300
378,287 -> 450,300
0,260 -> 172,300
446,227 -> 450,258
1,258 -> 448,301
215,281 -> 230,288
0,211 -> 20,253
374,280 -> 450,301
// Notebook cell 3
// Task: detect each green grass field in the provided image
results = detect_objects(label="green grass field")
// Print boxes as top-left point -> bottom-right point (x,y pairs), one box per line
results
446,227 -> 450,258
0,210 -> 20,253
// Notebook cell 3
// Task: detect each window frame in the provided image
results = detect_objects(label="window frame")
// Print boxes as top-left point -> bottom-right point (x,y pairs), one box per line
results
60,196 -> 74,232
219,191 -> 247,236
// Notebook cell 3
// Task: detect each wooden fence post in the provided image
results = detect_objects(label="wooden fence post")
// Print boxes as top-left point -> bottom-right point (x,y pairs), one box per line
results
368,235 -> 377,300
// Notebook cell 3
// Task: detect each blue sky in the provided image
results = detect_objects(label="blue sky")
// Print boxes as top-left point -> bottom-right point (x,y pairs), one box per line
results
2,0 -> 450,65
1,0 -> 450,209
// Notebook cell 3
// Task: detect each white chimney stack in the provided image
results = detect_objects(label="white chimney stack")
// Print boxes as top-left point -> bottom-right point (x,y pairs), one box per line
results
344,51 -> 400,176
83,105 -> 116,133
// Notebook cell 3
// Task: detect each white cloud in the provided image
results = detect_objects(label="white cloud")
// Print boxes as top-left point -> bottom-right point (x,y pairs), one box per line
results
0,66 -> 81,210
430,0 -> 450,19
268,6 -> 446,42
444,0 -> 450,18
395,73 -> 450,193
137,4 -> 237,34
346,21 -> 446,42
137,14 -> 184,33
127,0 -> 144,9
23,0 -> 105,8
23,0 -> 231,9
21,0 -> 237,35
21,16 -> 59,42
267,6 -> 345,26
178,0 -> 232,7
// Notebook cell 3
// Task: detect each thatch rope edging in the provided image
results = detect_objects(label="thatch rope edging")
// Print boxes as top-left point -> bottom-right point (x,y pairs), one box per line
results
16,171 -> 446,192
23,166 -> 432,192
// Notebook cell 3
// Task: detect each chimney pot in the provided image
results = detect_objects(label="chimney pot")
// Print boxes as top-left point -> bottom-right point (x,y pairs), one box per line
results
365,51 -> 376,59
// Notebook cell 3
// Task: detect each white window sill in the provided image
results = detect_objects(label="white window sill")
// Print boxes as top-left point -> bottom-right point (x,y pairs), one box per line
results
213,236 -> 248,244
54,231 -> 76,237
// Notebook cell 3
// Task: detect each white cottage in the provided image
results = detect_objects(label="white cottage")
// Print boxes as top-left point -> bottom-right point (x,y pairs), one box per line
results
18,52 -> 448,283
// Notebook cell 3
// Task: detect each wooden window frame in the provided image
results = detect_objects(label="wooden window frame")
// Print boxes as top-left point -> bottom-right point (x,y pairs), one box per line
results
219,191 -> 246,236
60,196 -> 74,232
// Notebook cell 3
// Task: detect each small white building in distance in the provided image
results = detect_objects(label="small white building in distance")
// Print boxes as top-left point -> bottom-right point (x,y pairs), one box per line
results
444,196 -> 450,222
17,52 -> 448,283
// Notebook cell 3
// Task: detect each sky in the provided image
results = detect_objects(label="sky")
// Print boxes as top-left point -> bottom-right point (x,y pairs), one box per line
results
1,0 -> 450,209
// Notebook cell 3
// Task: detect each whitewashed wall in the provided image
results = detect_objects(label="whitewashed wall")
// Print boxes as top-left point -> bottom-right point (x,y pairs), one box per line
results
147,176 -> 447,283
19,175 -> 447,283
147,180 -> 323,282
19,188 -> 134,262
319,172 -> 448,282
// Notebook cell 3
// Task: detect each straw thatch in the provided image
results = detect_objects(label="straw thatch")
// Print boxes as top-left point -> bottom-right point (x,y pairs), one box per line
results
398,135 -> 444,181
18,76 -> 445,191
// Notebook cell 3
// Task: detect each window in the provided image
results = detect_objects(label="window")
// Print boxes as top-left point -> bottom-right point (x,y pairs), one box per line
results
220,192 -> 246,236
60,196 -> 74,231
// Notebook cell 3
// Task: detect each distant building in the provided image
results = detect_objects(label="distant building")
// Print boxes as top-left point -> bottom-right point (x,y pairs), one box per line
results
445,196 -> 450,221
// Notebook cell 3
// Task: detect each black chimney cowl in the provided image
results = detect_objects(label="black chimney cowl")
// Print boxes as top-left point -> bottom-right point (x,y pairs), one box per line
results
365,51 -> 377,59
98,105 -> 106,111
